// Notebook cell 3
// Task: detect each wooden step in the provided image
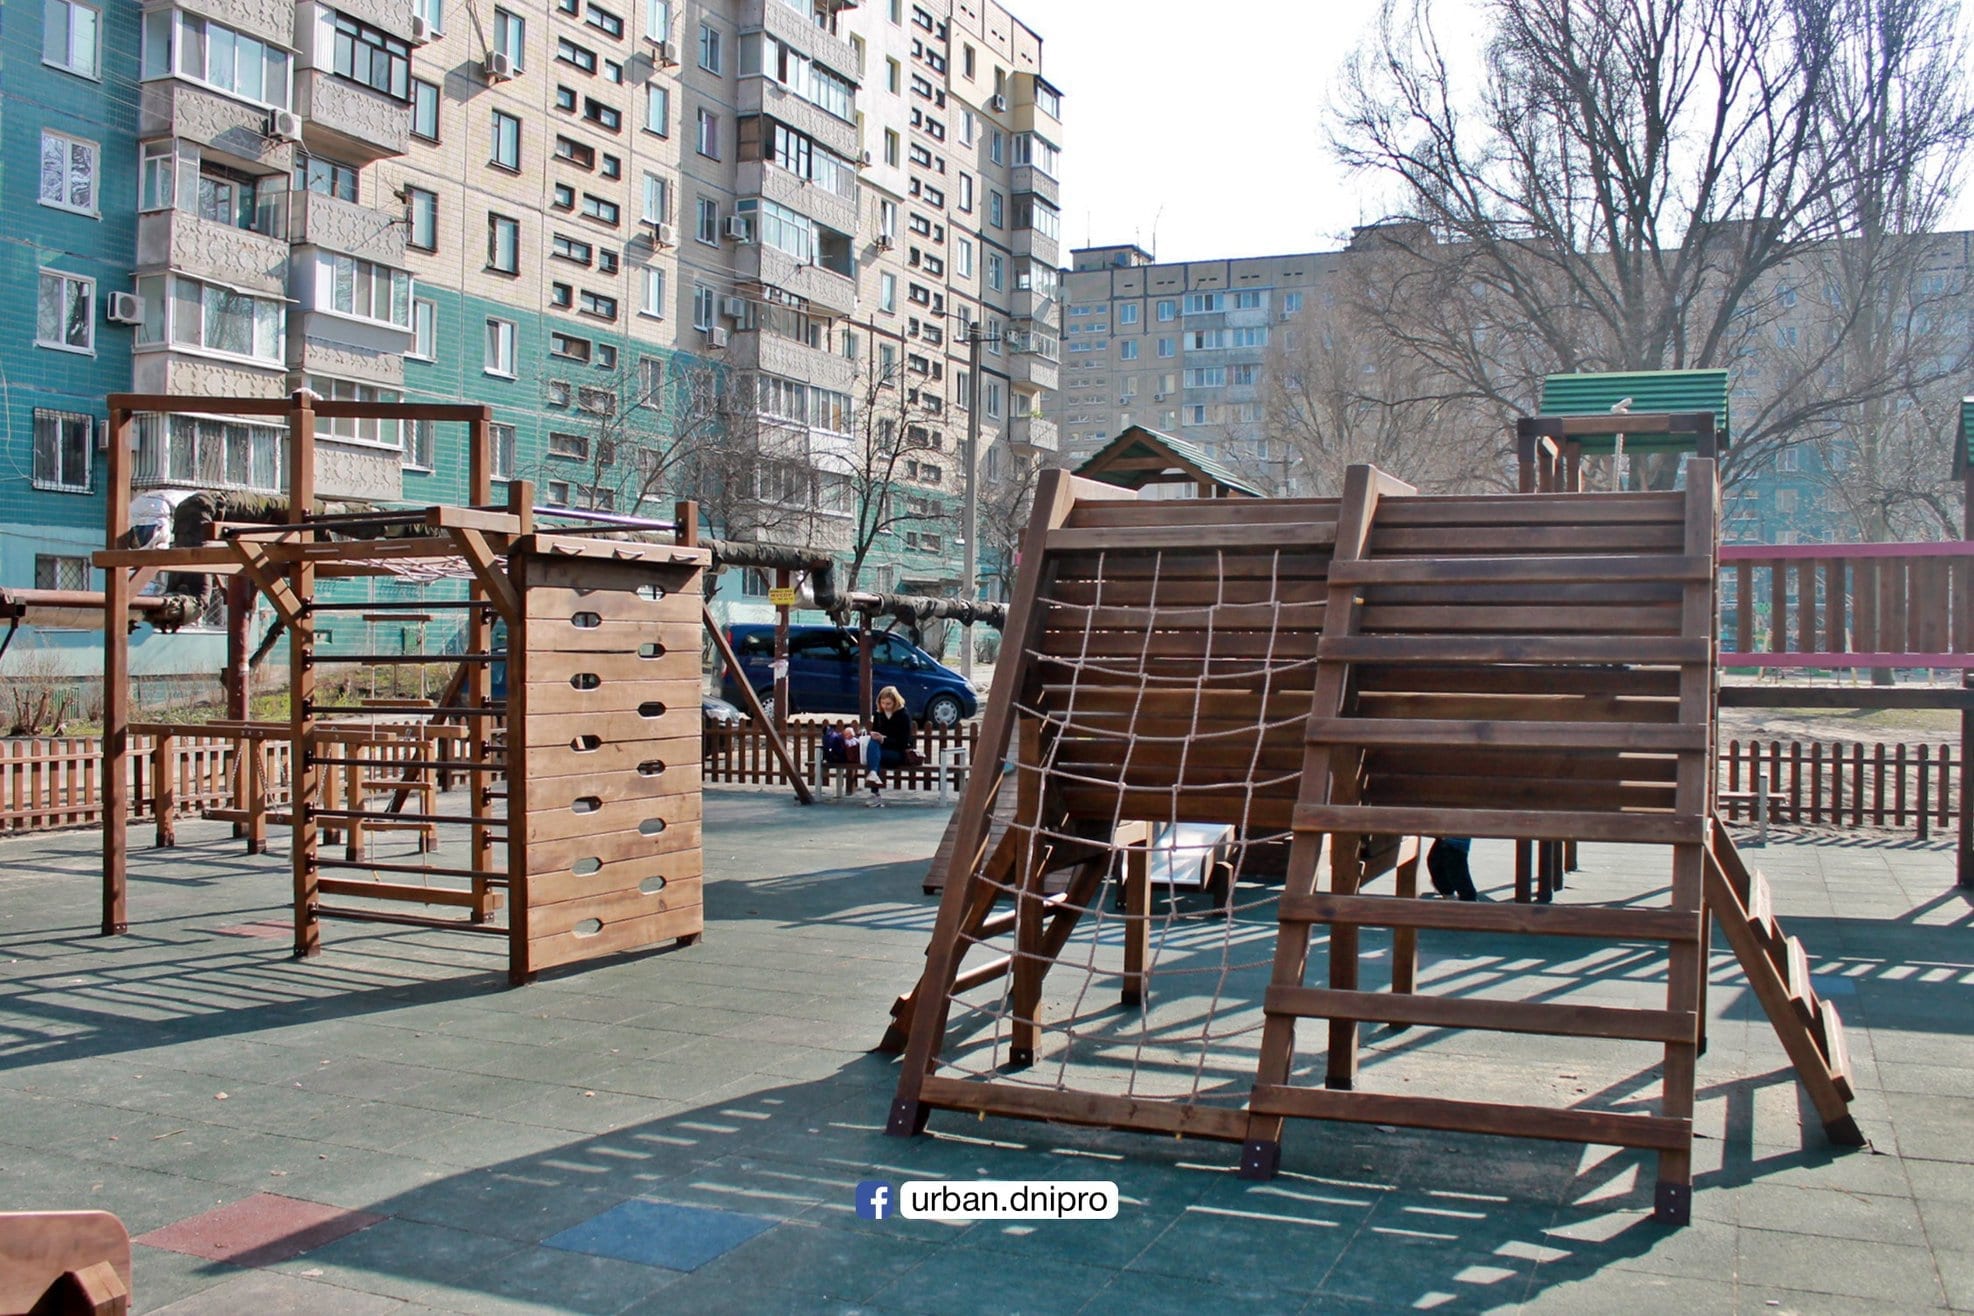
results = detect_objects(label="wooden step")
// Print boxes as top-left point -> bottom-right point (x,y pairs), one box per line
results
1745,871 -> 1783,959
1291,803 -> 1708,846
1784,936 -> 1820,1029
1048,521 -> 1339,553
1328,554 -> 1715,587
1263,984 -> 1694,1043
1318,635 -> 1711,665
1278,892 -> 1701,942
1817,998 -> 1857,1102
1246,1083 -> 1691,1152
1305,717 -> 1706,752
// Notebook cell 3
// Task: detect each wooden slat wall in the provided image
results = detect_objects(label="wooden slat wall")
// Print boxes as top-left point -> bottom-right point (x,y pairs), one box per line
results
1719,546 -> 1974,666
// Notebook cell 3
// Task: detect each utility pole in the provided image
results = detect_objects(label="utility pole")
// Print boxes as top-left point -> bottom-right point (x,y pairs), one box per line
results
959,318 -> 997,683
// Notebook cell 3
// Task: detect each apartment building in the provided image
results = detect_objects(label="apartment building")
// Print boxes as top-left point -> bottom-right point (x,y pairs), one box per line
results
1,0 -> 1062,672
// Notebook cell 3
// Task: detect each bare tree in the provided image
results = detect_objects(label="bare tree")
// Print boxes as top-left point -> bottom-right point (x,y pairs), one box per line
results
978,443 -> 1064,599
821,341 -> 959,592
1335,0 -> 1974,488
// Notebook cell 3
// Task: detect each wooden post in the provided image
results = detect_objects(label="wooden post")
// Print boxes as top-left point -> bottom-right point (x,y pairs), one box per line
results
289,390 -> 321,960
1009,717 -> 1045,1066
153,730 -> 175,848
224,573 -> 254,720
101,404 -> 133,935
1121,831 -> 1150,1008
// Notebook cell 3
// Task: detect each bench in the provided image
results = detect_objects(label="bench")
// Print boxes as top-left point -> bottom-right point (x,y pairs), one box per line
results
814,744 -> 971,802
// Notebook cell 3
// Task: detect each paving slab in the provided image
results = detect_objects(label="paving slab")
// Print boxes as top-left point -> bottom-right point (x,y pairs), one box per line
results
0,794 -> 1967,1313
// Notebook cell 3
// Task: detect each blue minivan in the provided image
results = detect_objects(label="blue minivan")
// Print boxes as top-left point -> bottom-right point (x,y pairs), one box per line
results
721,625 -> 979,727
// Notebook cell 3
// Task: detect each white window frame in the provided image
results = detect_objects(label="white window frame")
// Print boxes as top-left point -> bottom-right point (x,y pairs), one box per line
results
36,269 -> 95,354
485,317 -> 518,377
641,266 -> 667,318
39,130 -> 99,216
645,84 -> 670,136
697,22 -> 721,74
493,8 -> 526,69
410,298 -> 437,360
44,0 -> 101,79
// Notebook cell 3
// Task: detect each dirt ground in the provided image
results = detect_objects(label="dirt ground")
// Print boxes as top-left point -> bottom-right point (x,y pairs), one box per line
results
1719,679 -> 1964,745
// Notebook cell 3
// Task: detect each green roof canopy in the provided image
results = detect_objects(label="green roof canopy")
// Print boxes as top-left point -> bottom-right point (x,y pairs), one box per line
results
1957,398 -> 1974,478
1538,370 -> 1732,454
1074,426 -> 1263,497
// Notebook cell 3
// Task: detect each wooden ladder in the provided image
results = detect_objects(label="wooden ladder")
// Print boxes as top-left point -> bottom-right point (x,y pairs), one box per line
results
1704,816 -> 1865,1145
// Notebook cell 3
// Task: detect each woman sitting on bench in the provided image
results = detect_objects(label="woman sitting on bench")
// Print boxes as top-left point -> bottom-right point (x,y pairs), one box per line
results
860,685 -> 915,808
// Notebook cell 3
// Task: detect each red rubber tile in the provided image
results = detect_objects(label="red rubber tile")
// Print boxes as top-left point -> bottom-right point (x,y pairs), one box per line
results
135,1194 -> 384,1267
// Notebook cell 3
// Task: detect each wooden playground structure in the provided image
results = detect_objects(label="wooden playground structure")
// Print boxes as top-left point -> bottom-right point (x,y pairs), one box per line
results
96,392 -> 709,984
885,457 -> 1862,1225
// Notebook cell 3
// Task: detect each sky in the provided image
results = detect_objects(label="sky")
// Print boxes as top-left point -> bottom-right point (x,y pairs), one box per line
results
1017,0 -> 1974,265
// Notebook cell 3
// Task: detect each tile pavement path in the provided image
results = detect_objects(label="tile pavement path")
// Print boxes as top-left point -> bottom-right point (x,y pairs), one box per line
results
0,790 -> 1968,1313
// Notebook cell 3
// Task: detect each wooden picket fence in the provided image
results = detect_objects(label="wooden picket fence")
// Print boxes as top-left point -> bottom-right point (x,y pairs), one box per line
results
703,718 -> 981,793
1719,738 -> 1957,839
0,734 -> 292,835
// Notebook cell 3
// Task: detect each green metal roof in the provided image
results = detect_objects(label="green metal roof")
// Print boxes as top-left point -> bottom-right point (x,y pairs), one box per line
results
1074,426 -> 1265,497
1538,370 -> 1731,453
1958,398 -> 1974,477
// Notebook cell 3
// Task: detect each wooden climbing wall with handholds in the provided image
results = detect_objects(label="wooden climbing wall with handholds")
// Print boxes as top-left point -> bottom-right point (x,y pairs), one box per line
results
509,539 -> 709,981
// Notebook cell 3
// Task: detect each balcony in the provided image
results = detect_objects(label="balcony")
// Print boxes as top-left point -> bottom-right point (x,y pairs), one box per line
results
738,79 -> 861,161
738,161 -> 859,243
314,0 -> 418,43
1014,226 -> 1061,269
131,350 -> 286,400
735,242 -> 858,317
1009,413 -> 1059,454
311,438 -> 405,501
287,310 -> 409,389
744,0 -> 861,85
298,70 -> 409,163
1008,352 -> 1058,393
289,190 -> 408,266
139,82 -> 299,170
1011,165 -> 1058,207
136,210 -> 289,297
727,329 -> 857,393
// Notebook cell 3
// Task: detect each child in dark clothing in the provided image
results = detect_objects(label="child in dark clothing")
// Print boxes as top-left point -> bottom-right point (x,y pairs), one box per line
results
859,685 -> 914,808
1427,837 -> 1480,901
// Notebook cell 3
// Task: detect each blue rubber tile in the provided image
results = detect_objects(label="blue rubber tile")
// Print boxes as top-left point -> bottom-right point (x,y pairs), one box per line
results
1810,973 -> 1857,996
544,1198 -> 777,1272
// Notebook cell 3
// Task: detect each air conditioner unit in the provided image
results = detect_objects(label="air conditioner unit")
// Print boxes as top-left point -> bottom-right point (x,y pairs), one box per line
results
106,292 -> 144,325
646,219 -> 676,248
709,326 -> 731,348
989,93 -> 1008,113
720,296 -> 747,320
268,109 -> 303,141
652,39 -> 677,66
723,215 -> 749,241
408,14 -> 434,44
875,234 -> 895,251
484,50 -> 515,82
860,150 -> 873,167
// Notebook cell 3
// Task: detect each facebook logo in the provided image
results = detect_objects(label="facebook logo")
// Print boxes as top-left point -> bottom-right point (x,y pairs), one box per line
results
854,1180 -> 893,1220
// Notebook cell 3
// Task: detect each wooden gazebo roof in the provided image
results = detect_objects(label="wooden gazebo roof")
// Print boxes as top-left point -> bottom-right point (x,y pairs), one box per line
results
1074,426 -> 1263,498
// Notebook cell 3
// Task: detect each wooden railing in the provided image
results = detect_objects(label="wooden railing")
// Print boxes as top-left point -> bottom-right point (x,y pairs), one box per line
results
1720,542 -> 1974,668
0,735 -> 292,835
1719,738 -> 1956,839
702,719 -> 981,792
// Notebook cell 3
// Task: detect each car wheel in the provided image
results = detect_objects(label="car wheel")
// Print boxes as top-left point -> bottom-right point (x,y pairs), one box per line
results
925,693 -> 963,728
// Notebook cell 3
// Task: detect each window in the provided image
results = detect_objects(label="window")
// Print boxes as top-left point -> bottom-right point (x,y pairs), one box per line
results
587,4 -> 624,37
297,155 -> 358,202
601,153 -> 622,181
645,84 -> 670,135
555,135 -> 594,169
548,431 -> 589,459
414,0 -> 443,35
1012,132 -> 1059,178
1119,304 -> 1139,325
887,57 -> 901,93
550,331 -> 592,362
583,98 -> 621,132
696,196 -> 719,244
557,37 -> 597,72
1157,299 -> 1176,321
553,183 -> 576,212
493,8 -> 525,69
393,416 -> 432,469
38,131 -> 97,215
139,274 -> 284,361
34,554 -> 90,589
44,0 -> 99,78
696,108 -> 720,157
410,298 -> 436,359
884,129 -> 901,166
580,193 -> 620,225
879,199 -> 899,243
490,423 -> 516,479
1120,340 -> 1138,361
1234,290 -> 1263,310
958,173 -> 973,213
32,409 -> 92,491
986,252 -> 1005,292
141,10 -> 292,109
410,78 -> 440,140
579,290 -> 617,319
405,186 -> 437,250
647,0 -> 671,40
331,13 -> 411,100
880,272 -> 897,313
485,318 -> 517,375
693,285 -> 716,330
491,110 -> 521,170
36,271 -> 93,353
556,84 -> 577,111
956,237 -> 973,278
1157,338 -> 1174,358
1283,292 -> 1304,315
552,233 -> 593,264
551,281 -> 574,308
488,213 -> 520,272
317,254 -> 412,327
697,22 -> 721,73
640,266 -> 666,317
1184,292 -> 1224,314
